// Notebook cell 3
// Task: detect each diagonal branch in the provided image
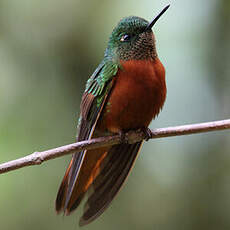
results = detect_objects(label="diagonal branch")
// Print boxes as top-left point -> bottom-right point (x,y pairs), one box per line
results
0,119 -> 230,175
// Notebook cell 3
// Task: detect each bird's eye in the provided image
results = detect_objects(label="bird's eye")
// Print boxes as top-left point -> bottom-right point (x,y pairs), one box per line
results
120,34 -> 131,42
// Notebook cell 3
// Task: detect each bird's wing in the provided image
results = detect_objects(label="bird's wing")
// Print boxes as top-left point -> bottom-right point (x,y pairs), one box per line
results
55,60 -> 119,213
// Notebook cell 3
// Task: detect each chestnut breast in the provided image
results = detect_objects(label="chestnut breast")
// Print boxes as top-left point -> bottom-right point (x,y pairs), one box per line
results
100,58 -> 166,133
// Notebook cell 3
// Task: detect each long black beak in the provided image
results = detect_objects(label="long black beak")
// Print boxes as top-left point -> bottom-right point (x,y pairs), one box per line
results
145,4 -> 170,31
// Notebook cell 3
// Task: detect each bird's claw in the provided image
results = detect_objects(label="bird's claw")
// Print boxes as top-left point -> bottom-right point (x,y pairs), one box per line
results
119,131 -> 129,144
140,127 -> 152,141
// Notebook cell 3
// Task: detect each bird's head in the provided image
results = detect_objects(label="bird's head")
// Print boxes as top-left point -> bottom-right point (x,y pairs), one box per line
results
105,5 -> 170,61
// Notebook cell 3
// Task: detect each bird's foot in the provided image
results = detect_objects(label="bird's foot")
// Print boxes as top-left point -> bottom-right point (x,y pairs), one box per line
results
118,130 -> 129,144
140,127 -> 152,141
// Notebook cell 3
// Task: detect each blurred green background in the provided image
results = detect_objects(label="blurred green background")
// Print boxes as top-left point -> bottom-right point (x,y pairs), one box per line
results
0,0 -> 230,229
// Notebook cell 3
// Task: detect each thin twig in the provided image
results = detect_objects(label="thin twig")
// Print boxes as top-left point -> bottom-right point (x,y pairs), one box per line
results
0,119 -> 230,174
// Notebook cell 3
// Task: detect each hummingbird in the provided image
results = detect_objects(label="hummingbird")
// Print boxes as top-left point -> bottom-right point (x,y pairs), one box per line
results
55,5 -> 169,226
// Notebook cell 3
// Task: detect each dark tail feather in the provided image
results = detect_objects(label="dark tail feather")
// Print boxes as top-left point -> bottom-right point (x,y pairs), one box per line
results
55,150 -> 86,214
79,141 -> 143,226
55,159 -> 73,213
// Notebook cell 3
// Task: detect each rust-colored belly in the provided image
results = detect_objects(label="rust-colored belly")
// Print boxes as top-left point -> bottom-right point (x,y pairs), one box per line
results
99,58 -> 166,133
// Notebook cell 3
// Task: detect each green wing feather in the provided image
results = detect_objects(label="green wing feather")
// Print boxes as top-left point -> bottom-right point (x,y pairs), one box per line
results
86,61 -> 118,108
77,59 -> 119,138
